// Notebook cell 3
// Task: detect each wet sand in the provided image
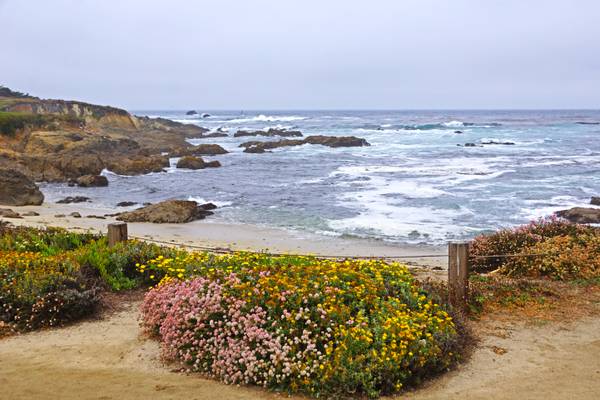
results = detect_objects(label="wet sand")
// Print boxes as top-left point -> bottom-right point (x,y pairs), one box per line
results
7,203 -> 448,269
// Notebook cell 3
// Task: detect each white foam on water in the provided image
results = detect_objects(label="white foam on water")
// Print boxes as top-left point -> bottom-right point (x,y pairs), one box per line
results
187,196 -> 233,208
442,120 -> 465,127
227,114 -> 306,123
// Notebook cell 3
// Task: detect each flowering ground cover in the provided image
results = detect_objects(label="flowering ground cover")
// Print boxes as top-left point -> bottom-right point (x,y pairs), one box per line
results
140,253 -> 461,398
470,217 -> 600,280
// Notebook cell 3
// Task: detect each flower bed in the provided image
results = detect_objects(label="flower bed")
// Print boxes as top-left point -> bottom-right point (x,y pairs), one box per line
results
140,253 -> 459,398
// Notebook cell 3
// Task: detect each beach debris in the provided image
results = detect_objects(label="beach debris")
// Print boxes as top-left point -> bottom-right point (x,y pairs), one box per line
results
77,175 -> 108,187
556,207 -> 600,224
0,169 -> 44,206
56,196 -> 91,204
117,200 -> 216,223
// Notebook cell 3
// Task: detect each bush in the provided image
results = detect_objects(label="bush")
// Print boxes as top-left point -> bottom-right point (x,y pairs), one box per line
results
499,235 -> 600,280
470,217 -> 598,274
141,253 -> 459,398
0,251 -> 99,331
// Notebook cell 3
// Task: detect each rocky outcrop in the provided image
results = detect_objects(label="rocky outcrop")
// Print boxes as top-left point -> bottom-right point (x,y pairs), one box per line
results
0,208 -> 22,218
0,87 -> 223,183
77,175 -> 108,187
105,155 -> 169,176
56,196 -> 90,204
234,128 -> 303,138
556,207 -> 600,224
177,156 -> 205,170
176,156 -> 221,169
116,200 -> 215,223
240,135 -> 370,153
186,110 -> 198,115
591,197 -> 600,206
191,144 -> 228,155
0,169 -> 44,206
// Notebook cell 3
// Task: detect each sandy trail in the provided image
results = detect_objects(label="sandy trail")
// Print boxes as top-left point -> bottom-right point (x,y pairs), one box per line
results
1,300 -> 599,400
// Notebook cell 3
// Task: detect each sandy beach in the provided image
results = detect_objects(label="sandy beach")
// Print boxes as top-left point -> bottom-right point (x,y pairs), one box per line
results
7,202 -> 448,269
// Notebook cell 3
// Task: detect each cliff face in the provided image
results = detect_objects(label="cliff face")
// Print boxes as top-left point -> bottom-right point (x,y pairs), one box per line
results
0,87 -> 210,182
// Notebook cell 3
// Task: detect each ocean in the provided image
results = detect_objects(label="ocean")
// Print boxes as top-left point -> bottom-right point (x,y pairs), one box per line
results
40,109 -> 600,245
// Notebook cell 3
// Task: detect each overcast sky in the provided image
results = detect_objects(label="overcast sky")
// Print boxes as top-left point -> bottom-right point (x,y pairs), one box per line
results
1,0 -> 599,110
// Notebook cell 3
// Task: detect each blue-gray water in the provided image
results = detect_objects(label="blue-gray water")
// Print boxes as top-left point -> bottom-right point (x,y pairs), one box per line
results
40,110 -> 600,244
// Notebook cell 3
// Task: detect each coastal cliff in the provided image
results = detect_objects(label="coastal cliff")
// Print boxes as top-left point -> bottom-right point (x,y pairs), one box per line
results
0,86 -> 211,182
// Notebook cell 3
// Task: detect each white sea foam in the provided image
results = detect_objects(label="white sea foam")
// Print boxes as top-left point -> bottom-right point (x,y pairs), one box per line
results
187,196 -> 232,207
442,120 -> 465,127
227,114 -> 306,123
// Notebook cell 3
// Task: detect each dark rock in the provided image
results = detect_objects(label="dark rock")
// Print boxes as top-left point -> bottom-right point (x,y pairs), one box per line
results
201,113 -> 211,118
480,140 -> 515,145
176,156 -> 205,170
116,201 -> 138,207
0,208 -> 22,218
199,203 -> 217,211
241,135 -> 369,153
69,212 -> 82,218
77,175 -> 108,187
556,207 -> 600,224
191,144 -> 228,155
86,215 -> 106,219
454,130 -> 463,134
56,196 -> 91,204
591,197 -> 600,206
576,121 -> 600,125
204,160 -> 221,168
0,169 -> 45,206
186,110 -> 198,115
234,128 -> 303,138
54,214 -> 66,218
21,211 -> 40,216
199,132 -> 229,138
117,200 -> 215,223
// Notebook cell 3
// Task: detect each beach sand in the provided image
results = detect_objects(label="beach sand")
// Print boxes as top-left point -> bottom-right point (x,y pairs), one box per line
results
1,298 -> 598,400
6,203 -> 448,270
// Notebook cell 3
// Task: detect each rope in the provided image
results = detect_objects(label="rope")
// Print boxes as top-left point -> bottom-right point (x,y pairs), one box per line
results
129,235 -> 448,260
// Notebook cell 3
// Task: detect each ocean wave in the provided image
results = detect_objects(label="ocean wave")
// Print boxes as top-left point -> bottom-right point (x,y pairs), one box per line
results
227,114 -> 307,124
187,196 -> 232,207
358,121 -> 501,132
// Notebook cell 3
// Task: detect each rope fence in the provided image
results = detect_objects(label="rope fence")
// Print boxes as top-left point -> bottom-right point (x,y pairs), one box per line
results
106,223 -> 558,311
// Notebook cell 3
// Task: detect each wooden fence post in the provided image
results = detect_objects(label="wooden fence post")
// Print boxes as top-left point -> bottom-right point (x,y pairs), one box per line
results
107,222 -> 128,247
448,241 -> 470,310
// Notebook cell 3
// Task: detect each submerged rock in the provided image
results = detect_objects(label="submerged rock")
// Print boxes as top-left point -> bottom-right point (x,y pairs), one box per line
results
56,196 -> 91,204
117,200 -> 215,223
201,113 -> 211,118
240,135 -> 370,153
77,175 -> 108,187
556,207 -> 600,224
0,169 -> 44,206
480,140 -> 515,145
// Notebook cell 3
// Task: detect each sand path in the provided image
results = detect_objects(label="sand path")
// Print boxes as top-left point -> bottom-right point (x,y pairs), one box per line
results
1,300 -> 599,400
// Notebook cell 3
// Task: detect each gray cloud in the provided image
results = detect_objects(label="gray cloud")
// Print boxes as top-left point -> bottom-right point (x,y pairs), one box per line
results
1,0 -> 599,109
